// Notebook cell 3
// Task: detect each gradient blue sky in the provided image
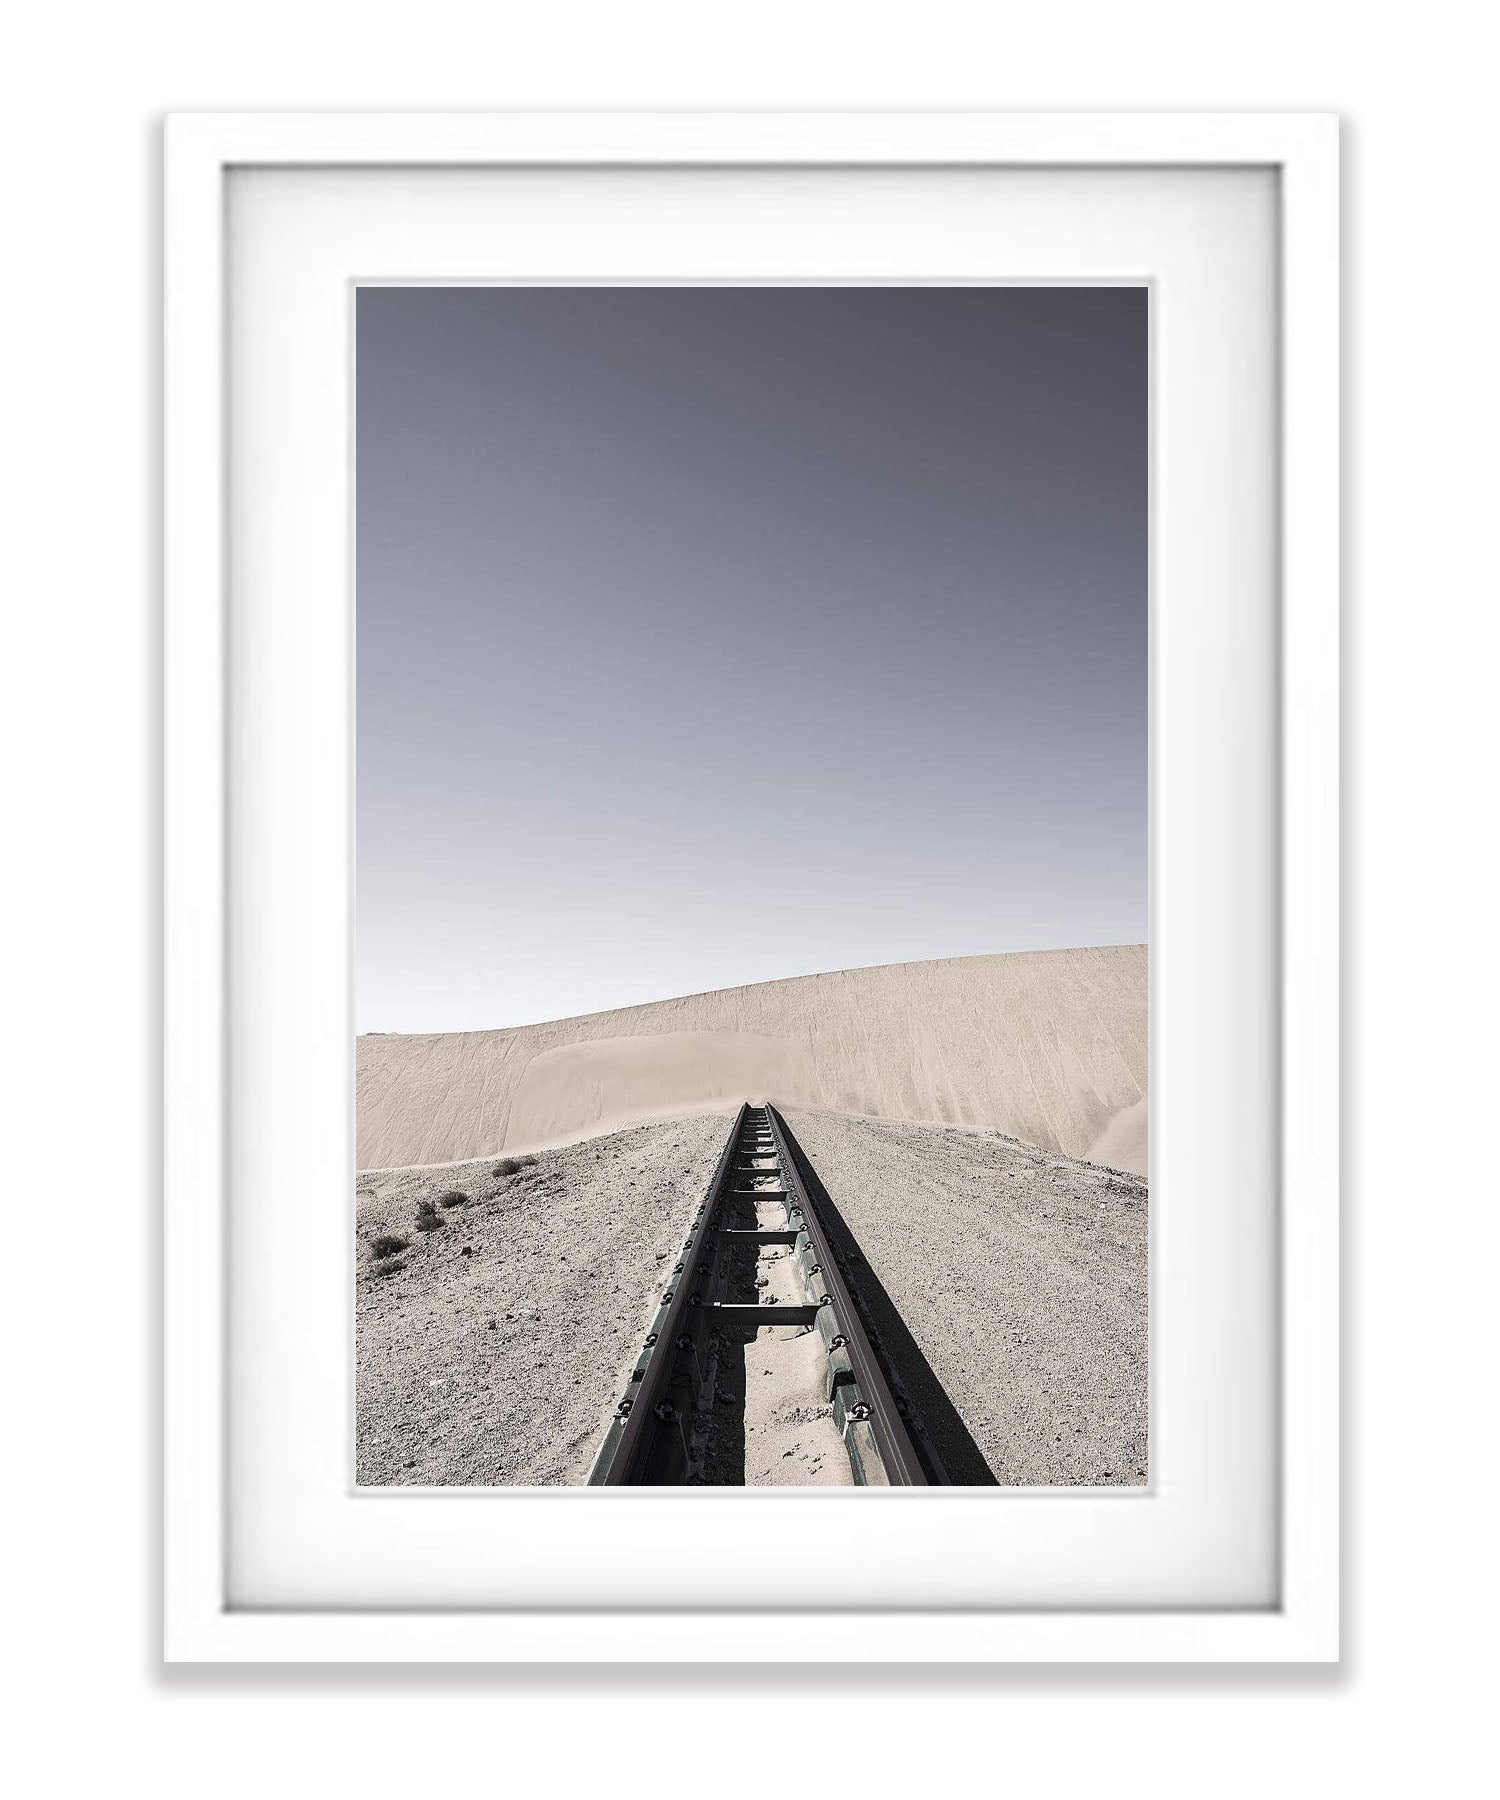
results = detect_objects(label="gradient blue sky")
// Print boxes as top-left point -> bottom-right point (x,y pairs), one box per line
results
356,286 -> 1146,1033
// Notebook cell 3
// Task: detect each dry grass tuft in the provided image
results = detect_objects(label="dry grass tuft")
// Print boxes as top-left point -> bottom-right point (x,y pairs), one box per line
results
493,1155 -> 539,1179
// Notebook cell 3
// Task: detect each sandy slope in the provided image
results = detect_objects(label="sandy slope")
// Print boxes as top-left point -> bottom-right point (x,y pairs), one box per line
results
782,1108 -> 1148,1485
355,1104 -> 1146,1486
355,1111 -> 732,1486
358,944 -> 1147,1175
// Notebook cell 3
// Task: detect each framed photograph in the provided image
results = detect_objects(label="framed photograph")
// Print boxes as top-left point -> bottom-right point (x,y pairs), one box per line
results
165,111 -> 1338,1661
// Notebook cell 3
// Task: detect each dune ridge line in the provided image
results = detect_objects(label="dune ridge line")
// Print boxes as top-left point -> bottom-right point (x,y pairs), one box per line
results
357,945 -> 1148,1176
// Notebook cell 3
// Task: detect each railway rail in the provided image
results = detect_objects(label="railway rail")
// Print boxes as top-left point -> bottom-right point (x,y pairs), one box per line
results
588,1103 -> 942,1486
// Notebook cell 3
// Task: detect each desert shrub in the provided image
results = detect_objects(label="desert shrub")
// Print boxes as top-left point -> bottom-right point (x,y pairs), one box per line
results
370,1234 -> 408,1259
414,1200 -> 443,1232
438,1190 -> 468,1209
493,1158 -> 521,1178
516,1154 -> 537,1168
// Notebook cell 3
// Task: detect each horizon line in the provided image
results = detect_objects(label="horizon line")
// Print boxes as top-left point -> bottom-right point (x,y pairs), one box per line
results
357,939 -> 1149,1040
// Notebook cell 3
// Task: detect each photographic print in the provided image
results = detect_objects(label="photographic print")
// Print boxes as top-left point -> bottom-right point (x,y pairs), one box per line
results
354,286 -> 1147,1488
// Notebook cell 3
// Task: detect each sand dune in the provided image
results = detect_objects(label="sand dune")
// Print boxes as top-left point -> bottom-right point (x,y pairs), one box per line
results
357,944 -> 1147,1175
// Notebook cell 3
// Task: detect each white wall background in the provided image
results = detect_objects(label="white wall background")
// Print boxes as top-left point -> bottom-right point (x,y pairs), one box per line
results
2,3 -> 1494,1793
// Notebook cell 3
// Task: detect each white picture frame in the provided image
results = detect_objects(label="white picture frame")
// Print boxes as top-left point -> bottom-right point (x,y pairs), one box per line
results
165,111 -> 1338,1663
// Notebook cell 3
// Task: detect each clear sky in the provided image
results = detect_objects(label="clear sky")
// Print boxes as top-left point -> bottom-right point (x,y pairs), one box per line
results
356,286 -> 1146,1034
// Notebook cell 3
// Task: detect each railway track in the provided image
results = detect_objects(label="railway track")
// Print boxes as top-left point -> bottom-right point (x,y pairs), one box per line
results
588,1103 -> 940,1486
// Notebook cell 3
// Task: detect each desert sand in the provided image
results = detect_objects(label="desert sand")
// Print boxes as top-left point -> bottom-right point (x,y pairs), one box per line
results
782,1109 -> 1147,1485
356,1103 -> 1145,1486
358,944 -> 1147,1175
357,943 -> 1148,1486
356,1112 -> 732,1485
